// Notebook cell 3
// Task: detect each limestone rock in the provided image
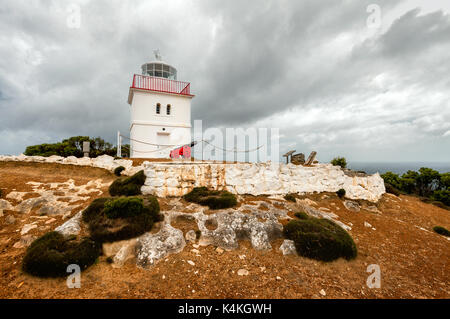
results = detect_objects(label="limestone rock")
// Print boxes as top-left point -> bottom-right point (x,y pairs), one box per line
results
279,239 -> 297,255
21,223 -> 37,235
185,229 -> 197,243
298,202 -> 351,231
196,210 -> 283,250
55,211 -> 82,236
16,197 -> 48,214
344,200 -> 360,212
140,162 -> 385,201
13,234 -> 37,249
136,224 -> 186,268
364,221 -> 373,228
103,239 -> 138,268
237,269 -> 249,276
5,215 -> 16,224
0,199 -> 13,211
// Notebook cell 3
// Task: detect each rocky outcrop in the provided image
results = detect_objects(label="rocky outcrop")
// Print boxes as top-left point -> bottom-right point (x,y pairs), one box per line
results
135,224 -> 186,268
141,162 -> 385,202
55,211 -> 82,237
3,179 -> 109,217
0,154 -> 141,176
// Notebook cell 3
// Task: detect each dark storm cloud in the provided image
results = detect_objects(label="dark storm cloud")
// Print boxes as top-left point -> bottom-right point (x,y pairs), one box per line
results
0,0 -> 449,162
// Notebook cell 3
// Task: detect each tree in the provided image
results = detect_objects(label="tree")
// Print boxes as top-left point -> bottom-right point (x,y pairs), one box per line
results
400,170 -> 419,194
24,136 -> 119,158
416,167 -> 440,197
331,157 -> 347,169
381,171 -> 401,190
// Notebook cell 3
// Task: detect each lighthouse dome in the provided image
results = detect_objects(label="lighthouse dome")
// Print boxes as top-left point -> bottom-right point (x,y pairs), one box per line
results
141,61 -> 177,80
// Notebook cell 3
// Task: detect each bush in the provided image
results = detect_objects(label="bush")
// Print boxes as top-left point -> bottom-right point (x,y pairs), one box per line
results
284,217 -> 357,262
381,172 -> 402,190
103,197 -> 144,219
183,187 -> 237,209
432,189 -> 450,206
24,136 -> 130,158
385,183 -> 401,196
433,226 -> 450,237
336,189 -> 346,199
114,166 -> 125,177
82,196 -> 160,243
284,194 -> 296,202
294,212 -> 309,220
331,157 -> 347,169
22,232 -> 101,277
109,170 -> 146,196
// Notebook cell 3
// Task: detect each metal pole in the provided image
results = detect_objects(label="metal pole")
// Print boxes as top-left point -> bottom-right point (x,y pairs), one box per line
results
117,131 -> 121,158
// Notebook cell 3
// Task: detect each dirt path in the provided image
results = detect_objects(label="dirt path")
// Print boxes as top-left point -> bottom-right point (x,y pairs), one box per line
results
0,162 -> 449,299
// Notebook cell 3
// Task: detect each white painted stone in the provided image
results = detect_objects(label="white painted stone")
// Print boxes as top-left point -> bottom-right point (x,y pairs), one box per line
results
140,162 -> 385,201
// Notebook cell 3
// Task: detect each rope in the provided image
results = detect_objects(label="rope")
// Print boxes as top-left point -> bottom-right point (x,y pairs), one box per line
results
201,139 -> 264,153
121,134 -> 264,154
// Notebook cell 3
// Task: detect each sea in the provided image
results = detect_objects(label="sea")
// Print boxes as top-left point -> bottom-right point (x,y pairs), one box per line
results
347,162 -> 450,175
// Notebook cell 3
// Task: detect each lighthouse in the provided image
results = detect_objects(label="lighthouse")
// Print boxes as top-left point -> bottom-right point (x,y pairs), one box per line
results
127,51 -> 194,158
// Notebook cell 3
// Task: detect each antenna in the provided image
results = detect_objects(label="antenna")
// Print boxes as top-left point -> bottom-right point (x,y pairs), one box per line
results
153,49 -> 162,61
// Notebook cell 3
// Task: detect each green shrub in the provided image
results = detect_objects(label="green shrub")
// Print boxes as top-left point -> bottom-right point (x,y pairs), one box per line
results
83,196 -> 160,243
381,172 -> 402,190
183,187 -> 237,209
114,166 -> 125,177
432,189 -> 450,206
103,197 -> 144,219
284,194 -> 296,202
433,226 -> 450,237
284,217 -> 357,262
331,157 -> 347,169
385,183 -> 401,196
294,212 -> 309,220
82,198 -> 110,223
336,189 -> 346,199
22,232 -> 101,278
109,170 -> 146,196
24,136 -> 130,158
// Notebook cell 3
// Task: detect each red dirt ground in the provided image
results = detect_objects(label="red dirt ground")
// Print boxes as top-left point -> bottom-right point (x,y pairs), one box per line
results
0,162 -> 449,299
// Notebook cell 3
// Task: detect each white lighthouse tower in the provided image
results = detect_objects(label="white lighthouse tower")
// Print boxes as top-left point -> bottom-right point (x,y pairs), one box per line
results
127,51 -> 194,158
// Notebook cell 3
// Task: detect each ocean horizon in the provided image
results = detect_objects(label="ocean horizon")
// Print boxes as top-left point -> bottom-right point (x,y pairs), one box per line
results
347,162 -> 450,175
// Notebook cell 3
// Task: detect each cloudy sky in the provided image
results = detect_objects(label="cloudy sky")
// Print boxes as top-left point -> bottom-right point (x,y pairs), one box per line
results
1,0 -> 449,163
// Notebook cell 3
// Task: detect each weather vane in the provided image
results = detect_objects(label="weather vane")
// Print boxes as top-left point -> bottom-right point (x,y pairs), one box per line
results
153,49 -> 162,61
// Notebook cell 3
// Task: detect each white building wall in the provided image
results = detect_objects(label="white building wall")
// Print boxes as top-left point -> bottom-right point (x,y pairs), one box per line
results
129,90 -> 193,158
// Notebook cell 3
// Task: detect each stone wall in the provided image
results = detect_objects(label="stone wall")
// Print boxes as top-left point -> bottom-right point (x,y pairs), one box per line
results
141,162 -> 386,202
0,155 -> 386,201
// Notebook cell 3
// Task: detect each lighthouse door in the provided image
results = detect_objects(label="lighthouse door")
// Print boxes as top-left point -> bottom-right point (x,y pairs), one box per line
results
157,132 -> 170,147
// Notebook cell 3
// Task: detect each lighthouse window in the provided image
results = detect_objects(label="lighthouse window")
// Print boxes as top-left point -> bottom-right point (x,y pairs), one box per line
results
166,104 -> 171,115
156,103 -> 161,114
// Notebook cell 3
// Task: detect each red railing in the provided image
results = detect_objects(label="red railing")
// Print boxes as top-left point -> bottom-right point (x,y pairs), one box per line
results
131,74 -> 192,96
